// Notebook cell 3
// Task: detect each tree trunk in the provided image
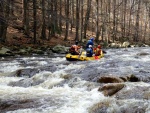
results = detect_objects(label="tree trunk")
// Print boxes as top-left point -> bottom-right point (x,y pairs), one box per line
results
54,1 -> 59,34
112,0 -> 116,42
127,0 -> 135,37
59,0 -> 62,34
50,0 -> 55,36
33,0 -> 37,44
0,0 -> 10,43
134,0 -> 141,42
64,0 -> 69,41
123,0 -> 127,37
70,0 -> 75,33
41,0 -> 46,40
75,0 -> 79,41
23,0 -> 29,36
48,0 -> 51,40
80,0 -> 84,42
83,0 -> 92,39
95,0 -> 100,42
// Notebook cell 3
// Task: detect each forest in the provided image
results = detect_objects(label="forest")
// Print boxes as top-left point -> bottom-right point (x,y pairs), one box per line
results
0,0 -> 150,46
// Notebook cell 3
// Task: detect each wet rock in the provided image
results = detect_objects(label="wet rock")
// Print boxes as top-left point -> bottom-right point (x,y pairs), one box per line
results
52,44 -> 68,54
18,49 -> 28,55
118,101 -> 147,113
109,43 -> 122,48
61,74 -> 72,79
0,47 -> 11,53
137,52 -> 149,56
0,99 -> 41,113
0,98 -> 51,113
119,77 -> 128,82
115,85 -> 150,100
33,49 -> 44,54
9,74 -> 44,87
98,83 -> 125,96
89,102 -> 108,113
0,47 -> 13,56
0,69 -> 27,77
127,74 -> 140,82
144,91 -> 150,100
122,41 -> 130,48
0,72 -> 16,77
15,68 -> 39,78
140,44 -> 149,47
97,76 -> 124,83
89,100 -> 148,113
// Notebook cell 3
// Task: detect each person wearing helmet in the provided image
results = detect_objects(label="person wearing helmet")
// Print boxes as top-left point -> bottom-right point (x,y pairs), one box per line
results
86,37 -> 94,49
69,41 -> 80,55
75,41 -> 78,45
95,45 -> 102,56
86,45 -> 93,57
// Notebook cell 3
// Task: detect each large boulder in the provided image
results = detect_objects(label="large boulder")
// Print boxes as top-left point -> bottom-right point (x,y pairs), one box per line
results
109,43 -> 122,48
122,41 -> 130,48
52,44 -> 68,54
0,47 -> 13,56
97,76 -> 124,83
98,83 -> 125,96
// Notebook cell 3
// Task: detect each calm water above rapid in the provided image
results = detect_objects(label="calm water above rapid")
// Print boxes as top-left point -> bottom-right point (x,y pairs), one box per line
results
0,47 -> 150,113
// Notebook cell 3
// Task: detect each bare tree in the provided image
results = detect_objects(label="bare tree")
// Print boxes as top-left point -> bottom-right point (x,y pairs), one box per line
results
134,0 -> 141,42
0,0 -> 10,43
83,0 -> 92,39
23,0 -> 29,36
64,0 -> 69,41
41,0 -> 46,40
32,0 -> 37,44
79,0 -> 84,41
95,0 -> 100,42
75,0 -> 79,41
112,0 -> 116,42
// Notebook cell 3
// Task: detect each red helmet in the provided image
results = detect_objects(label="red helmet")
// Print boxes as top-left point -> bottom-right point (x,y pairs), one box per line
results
98,45 -> 101,48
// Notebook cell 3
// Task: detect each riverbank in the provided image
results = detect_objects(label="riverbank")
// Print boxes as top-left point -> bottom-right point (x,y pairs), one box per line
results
0,35 -> 149,57
0,36 -> 72,57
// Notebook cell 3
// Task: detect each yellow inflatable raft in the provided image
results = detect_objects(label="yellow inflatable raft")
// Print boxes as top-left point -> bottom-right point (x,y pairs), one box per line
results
66,51 -> 104,61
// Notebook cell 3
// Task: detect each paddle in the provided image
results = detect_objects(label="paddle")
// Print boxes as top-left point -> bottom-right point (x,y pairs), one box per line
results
102,50 -> 107,54
78,47 -> 83,58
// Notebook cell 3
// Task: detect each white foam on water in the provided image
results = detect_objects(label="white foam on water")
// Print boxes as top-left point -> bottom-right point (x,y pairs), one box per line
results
0,61 -> 23,73
107,98 -> 150,113
37,61 -> 48,65
125,81 -> 150,87
31,71 -> 52,80
35,77 -> 64,89
0,77 -> 23,85
145,104 -> 150,113
51,57 -> 66,62
64,63 -> 85,70
1,47 -> 150,113
4,85 -> 105,113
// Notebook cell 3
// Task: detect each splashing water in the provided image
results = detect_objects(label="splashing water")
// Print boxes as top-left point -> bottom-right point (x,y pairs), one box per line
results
0,47 -> 150,113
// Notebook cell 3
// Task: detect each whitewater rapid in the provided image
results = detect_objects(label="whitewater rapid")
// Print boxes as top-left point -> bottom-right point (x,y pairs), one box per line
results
0,47 -> 150,113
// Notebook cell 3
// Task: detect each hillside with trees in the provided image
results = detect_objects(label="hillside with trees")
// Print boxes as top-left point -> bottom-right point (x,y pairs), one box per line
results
1,0 -> 150,47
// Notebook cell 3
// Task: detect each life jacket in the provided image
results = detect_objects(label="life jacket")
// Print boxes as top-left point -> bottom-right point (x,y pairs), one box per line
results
95,48 -> 101,56
86,48 -> 91,54
69,45 -> 80,55
86,40 -> 94,49
69,45 -> 76,52
86,48 -> 93,57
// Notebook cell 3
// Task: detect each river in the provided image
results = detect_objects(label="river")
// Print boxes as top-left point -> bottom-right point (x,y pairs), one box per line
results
0,47 -> 150,113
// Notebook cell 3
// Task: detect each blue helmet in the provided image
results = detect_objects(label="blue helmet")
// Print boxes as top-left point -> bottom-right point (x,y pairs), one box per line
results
90,38 -> 94,41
